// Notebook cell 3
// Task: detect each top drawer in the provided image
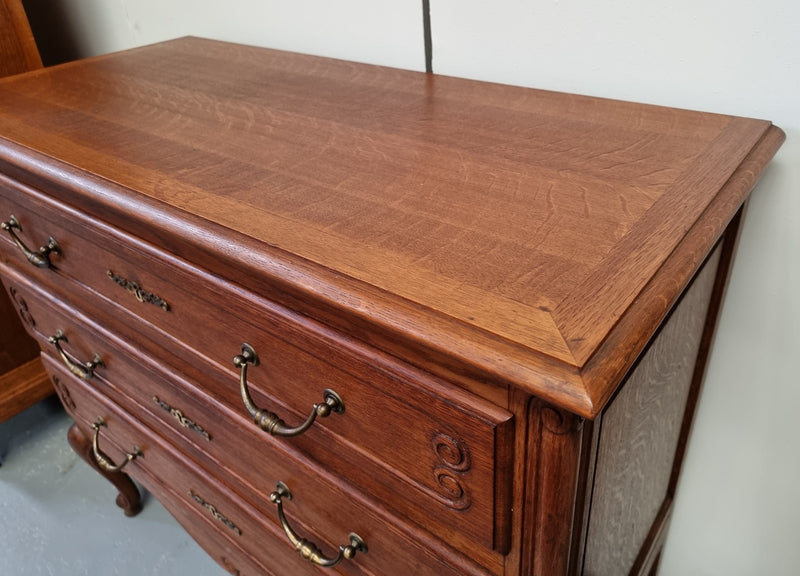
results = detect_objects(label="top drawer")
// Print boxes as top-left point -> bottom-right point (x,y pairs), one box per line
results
0,175 -> 514,557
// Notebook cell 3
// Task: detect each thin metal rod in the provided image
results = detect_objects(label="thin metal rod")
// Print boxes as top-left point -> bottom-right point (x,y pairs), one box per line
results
422,0 -> 432,73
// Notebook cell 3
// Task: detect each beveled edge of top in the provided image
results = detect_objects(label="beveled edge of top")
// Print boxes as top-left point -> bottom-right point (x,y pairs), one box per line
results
0,122 -> 783,418
0,38 -> 786,417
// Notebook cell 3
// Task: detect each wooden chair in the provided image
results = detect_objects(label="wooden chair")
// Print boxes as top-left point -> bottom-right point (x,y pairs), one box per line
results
0,0 -> 51,423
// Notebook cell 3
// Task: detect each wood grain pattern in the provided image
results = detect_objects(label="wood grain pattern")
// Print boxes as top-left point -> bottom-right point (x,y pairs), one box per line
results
0,251 -> 511,568
0,357 -> 49,422
0,0 -> 42,77
667,205 -> 747,497
576,124 -> 785,415
0,0 -> 48,422
0,278 -> 39,374
581,244 -> 721,575
45,351 -> 497,576
0,37 -> 785,576
521,400 -> 585,576
0,37 -> 783,417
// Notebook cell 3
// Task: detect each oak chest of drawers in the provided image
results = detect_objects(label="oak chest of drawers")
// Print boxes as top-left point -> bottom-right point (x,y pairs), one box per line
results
0,37 -> 783,575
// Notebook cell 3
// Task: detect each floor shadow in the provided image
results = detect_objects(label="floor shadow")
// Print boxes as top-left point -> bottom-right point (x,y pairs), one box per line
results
0,395 -> 66,465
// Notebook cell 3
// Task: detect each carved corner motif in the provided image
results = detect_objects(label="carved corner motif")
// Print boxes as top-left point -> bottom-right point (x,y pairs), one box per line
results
541,404 -> 583,435
521,399 -> 586,575
9,286 -> 36,329
51,376 -> 76,411
219,556 -> 241,576
430,433 -> 472,511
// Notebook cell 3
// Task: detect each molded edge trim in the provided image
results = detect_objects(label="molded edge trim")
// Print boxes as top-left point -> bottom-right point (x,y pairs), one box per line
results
0,124 -> 785,419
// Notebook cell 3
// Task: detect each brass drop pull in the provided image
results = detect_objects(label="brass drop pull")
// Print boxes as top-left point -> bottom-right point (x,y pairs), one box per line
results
233,343 -> 344,438
269,481 -> 367,568
49,329 -> 104,380
91,418 -> 142,473
1,215 -> 61,268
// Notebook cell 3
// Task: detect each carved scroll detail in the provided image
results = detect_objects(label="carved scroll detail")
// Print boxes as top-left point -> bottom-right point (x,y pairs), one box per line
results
51,376 -> 76,411
430,433 -> 472,510
521,399 -> 585,575
9,286 -> 35,329
541,405 -> 584,435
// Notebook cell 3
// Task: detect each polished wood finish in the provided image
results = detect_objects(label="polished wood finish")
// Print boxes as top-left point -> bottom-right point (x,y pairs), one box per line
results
0,357 -> 49,421
0,38 -> 783,575
4,258 -> 506,571
0,0 -> 49,423
0,275 -> 38,375
43,348 -> 490,576
0,0 -> 42,77
0,38 -> 784,418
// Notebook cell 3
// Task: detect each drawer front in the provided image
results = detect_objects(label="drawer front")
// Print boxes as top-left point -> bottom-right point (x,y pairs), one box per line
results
0,255 -> 510,569
43,353 -> 495,576
45,355 -> 332,576
147,486 -> 280,576
0,174 -> 513,557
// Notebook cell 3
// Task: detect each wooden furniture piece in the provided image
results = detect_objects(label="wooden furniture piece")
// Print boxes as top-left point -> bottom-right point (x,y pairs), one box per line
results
0,0 -> 42,77
0,37 -> 783,575
0,0 -> 50,424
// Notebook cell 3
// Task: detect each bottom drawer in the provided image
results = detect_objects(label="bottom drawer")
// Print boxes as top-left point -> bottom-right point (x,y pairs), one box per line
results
143,483 -> 274,576
45,355 -> 327,576
43,353 -> 493,576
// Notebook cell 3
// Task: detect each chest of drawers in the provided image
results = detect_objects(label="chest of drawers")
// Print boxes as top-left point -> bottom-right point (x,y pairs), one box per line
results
0,37 -> 783,575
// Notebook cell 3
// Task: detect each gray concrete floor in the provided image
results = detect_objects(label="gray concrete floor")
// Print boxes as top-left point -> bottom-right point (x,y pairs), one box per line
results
0,397 -> 227,575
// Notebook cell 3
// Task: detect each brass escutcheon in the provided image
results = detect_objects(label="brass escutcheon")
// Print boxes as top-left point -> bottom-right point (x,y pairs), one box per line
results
153,396 -> 211,441
189,491 -> 241,535
107,270 -> 170,311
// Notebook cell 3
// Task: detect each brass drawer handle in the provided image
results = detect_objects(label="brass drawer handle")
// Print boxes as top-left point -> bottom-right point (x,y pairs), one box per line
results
2,214 -> 61,268
49,329 -> 104,380
269,481 -> 367,568
91,418 -> 142,473
233,343 -> 344,438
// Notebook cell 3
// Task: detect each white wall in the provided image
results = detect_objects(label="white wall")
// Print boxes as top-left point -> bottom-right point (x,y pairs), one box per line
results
431,2 -> 800,573
29,0 -> 425,71
27,1 -> 799,574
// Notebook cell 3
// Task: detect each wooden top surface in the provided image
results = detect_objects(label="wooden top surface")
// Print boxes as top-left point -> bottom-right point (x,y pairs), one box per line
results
0,37 -> 783,416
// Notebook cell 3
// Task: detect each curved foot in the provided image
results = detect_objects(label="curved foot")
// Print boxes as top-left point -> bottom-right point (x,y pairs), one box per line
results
67,422 -> 142,517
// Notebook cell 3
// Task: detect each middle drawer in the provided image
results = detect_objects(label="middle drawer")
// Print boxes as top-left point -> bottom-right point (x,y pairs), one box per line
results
44,353 -> 493,576
0,257 -> 511,570
0,175 -> 514,559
